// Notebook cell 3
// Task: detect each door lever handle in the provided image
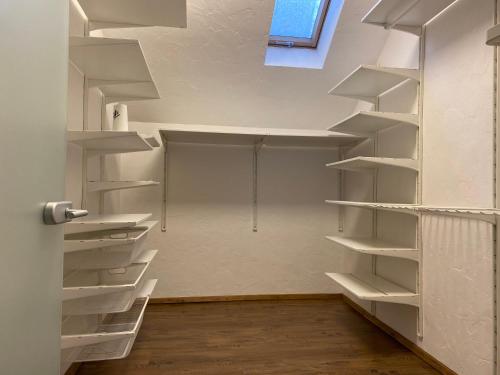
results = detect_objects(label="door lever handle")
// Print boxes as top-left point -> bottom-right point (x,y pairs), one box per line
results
43,201 -> 89,225
65,208 -> 88,220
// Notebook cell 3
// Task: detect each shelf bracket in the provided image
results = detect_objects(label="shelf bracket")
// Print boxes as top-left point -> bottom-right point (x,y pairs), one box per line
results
252,138 -> 265,232
160,132 -> 169,232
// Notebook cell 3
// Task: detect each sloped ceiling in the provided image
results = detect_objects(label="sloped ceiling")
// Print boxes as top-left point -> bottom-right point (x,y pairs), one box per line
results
101,0 -> 389,129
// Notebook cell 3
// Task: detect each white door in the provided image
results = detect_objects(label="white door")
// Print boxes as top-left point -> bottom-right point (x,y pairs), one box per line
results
0,1 -> 69,374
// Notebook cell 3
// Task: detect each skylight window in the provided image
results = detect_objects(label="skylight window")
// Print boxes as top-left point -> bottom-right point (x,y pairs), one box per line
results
269,0 -> 331,48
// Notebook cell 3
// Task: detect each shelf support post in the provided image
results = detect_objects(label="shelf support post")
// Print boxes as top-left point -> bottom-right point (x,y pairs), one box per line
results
160,132 -> 169,232
252,138 -> 264,232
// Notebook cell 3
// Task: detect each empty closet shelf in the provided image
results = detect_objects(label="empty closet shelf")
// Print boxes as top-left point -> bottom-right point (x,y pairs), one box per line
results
328,111 -> 418,135
61,280 -> 156,361
327,157 -> 419,172
325,236 -> 419,261
62,250 -> 157,315
64,221 -> 157,269
326,200 -> 419,216
329,65 -> 419,102
362,0 -> 457,35
64,213 -> 152,234
158,124 -> 364,148
87,180 -> 159,193
67,131 -> 153,154
76,0 -> 187,31
326,273 -> 419,306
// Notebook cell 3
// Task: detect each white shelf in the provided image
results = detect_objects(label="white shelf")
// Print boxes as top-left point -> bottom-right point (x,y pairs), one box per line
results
326,236 -> 419,261
61,279 -> 156,361
62,250 -> 157,315
487,24 -> 500,45
64,221 -> 157,270
326,273 -> 419,306
65,213 -> 152,234
77,0 -> 187,31
362,0 -> 456,35
158,124 -> 364,148
68,131 -> 154,154
329,65 -> 419,103
326,200 -> 419,216
327,156 -> 419,172
69,37 -> 159,103
329,111 -> 418,135
88,180 -> 160,193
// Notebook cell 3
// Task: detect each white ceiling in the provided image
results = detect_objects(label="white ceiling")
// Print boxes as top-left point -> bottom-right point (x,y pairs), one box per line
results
101,0 -> 389,130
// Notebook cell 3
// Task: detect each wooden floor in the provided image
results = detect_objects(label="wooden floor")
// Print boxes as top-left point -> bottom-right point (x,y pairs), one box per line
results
77,299 -> 439,375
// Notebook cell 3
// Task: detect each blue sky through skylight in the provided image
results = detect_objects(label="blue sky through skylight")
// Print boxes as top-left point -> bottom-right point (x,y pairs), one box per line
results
269,0 -> 323,39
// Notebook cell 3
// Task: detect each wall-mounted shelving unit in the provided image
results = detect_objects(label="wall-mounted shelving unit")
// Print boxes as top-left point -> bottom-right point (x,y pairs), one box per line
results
158,124 -> 365,233
329,111 -> 419,135
77,0 -> 187,31
62,250 -> 157,315
362,0 -> 457,35
327,156 -> 419,172
328,65 -> 419,103
88,180 -> 160,193
63,0 -> 187,371
61,279 -> 156,362
326,273 -> 419,306
69,36 -> 160,103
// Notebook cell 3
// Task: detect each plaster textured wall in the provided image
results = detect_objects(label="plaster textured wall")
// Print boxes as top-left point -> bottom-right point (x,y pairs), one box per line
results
120,122 -> 347,297
98,0 -> 388,129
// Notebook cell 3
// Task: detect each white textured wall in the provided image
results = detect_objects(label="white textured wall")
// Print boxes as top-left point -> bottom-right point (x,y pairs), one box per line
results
120,122 -> 346,296
98,0 -> 388,129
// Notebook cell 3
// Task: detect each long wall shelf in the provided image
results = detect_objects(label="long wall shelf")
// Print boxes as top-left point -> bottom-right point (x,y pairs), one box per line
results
77,0 -> 187,31
69,36 -> 159,103
88,180 -> 160,193
362,0 -> 457,35
329,111 -> 418,135
326,236 -> 419,261
486,24 -> 500,45
327,156 -> 419,172
328,65 -> 420,103
68,131 -> 154,154
158,124 -> 365,148
326,273 -> 419,306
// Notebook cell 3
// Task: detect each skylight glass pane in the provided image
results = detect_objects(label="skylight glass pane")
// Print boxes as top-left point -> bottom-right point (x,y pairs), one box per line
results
270,0 -> 323,39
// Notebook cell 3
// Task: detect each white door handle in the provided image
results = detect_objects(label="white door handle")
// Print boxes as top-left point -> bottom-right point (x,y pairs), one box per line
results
43,201 -> 88,225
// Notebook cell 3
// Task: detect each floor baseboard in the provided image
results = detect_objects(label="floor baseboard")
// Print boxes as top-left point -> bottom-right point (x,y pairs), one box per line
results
342,296 -> 458,375
149,293 -> 343,304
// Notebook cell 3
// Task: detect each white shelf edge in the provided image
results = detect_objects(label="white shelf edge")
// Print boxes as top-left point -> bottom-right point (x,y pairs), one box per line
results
65,213 -> 153,234
68,130 -> 154,154
487,24 -> 500,46
64,220 -> 157,253
326,272 -> 419,307
325,200 -> 500,223
328,111 -> 419,135
361,0 -> 457,35
325,236 -> 419,261
157,124 -> 365,148
87,180 -> 160,193
328,65 -> 420,102
326,156 -> 419,172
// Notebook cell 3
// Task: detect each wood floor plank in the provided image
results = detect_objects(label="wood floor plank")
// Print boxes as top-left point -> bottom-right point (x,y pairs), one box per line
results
77,299 -> 439,375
